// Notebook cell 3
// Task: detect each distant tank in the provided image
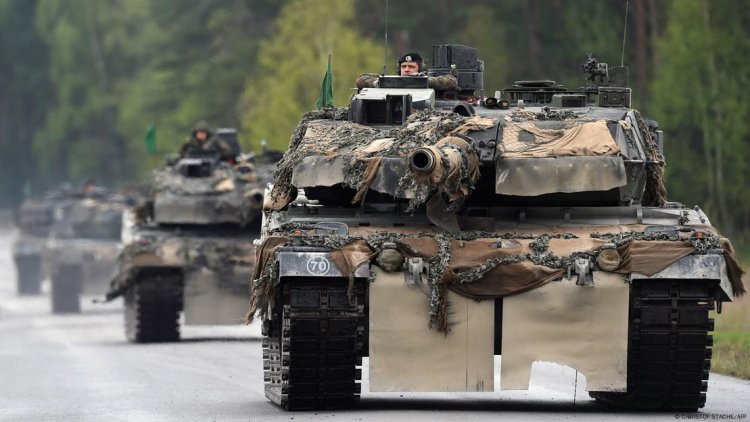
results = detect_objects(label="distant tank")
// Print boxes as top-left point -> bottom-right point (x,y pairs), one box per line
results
13,197 -> 55,295
45,187 -> 131,313
249,45 -> 745,411
106,128 -> 277,343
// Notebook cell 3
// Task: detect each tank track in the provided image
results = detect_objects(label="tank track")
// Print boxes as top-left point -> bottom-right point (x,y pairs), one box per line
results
263,278 -> 366,410
124,271 -> 183,343
15,255 -> 42,295
590,279 -> 716,411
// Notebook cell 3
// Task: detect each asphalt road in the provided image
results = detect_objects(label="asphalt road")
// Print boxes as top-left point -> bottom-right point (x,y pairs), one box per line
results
1,224 -> 749,422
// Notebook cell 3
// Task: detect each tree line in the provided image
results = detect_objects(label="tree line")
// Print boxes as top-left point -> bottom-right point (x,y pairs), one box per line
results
1,0 -> 748,254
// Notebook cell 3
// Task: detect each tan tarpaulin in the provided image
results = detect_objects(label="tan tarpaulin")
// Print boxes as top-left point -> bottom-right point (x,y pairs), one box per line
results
330,240 -> 377,276
615,240 -> 696,276
247,226 -> 746,326
451,116 -> 496,135
246,236 -> 288,322
348,225 -> 744,297
502,120 -> 621,158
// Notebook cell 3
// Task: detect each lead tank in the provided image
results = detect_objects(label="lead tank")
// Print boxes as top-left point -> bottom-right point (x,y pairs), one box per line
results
249,45 -> 746,411
107,128 -> 273,343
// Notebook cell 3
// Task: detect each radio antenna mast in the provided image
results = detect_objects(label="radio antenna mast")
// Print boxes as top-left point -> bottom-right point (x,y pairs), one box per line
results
383,0 -> 389,75
620,0 -> 630,66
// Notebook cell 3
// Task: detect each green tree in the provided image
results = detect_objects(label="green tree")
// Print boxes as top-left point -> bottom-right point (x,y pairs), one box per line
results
456,5 -> 509,94
651,0 -> 750,247
241,0 -> 382,151
117,0 -> 281,167
33,0 -> 146,187
0,0 -> 51,205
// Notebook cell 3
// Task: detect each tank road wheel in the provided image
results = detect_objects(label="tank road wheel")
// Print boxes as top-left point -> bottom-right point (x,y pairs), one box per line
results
51,265 -> 82,314
263,278 -> 366,410
124,271 -> 183,343
590,280 -> 715,411
15,255 -> 42,295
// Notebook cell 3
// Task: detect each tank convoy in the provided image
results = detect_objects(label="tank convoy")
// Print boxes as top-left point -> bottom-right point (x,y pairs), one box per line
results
106,128 -> 276,343
44,186 -> 132,313
249,44 -> 745,411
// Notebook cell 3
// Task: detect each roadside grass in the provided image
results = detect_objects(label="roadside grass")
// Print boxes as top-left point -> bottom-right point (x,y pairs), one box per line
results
712,277 -> 750,379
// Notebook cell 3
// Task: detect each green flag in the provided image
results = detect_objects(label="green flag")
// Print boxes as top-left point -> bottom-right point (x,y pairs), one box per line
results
316,54 -> 334,109
144,123 -> 156,155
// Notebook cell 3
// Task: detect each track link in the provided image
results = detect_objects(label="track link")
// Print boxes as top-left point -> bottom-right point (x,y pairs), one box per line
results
263,278 -> 366,410
590,279 -> 716,411
124,271 -> 183,343
15,255 -> 42,295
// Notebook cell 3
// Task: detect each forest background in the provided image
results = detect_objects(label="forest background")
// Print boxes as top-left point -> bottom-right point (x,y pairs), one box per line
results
1,0 -> 749,258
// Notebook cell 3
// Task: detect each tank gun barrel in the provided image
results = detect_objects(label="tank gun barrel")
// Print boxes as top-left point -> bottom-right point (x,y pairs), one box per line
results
408,148 -> 437,173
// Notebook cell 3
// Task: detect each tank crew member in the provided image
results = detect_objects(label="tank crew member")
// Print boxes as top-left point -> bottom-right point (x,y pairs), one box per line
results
179,120 -> 234,161
356,51 -> 458,90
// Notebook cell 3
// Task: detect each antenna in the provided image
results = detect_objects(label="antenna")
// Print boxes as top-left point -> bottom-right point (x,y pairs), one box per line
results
620,0 -> 630,66
383,0 -> 389,75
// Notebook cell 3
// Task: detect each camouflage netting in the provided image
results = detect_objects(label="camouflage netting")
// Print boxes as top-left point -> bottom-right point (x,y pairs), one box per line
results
151,163 -> 240,195
247,225 -> 745,332
106,237 -> 256,300
140,159 -> 268,226
634,110 -> 668,207
265,107 -> 495,212
106,241 -> 160,300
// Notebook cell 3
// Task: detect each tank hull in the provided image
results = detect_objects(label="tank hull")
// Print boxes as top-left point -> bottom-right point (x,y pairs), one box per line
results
109,212 -> 257,341
252,200 -> 741,410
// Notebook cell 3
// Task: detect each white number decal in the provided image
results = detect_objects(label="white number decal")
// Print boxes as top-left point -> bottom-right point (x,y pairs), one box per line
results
306,256 -> 331,275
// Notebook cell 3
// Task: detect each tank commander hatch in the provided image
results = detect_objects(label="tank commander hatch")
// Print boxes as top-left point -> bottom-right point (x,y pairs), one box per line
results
179,120 -> 234,161
356,51 -> 459,91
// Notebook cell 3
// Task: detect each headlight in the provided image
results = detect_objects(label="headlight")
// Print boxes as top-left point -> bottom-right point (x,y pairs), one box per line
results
376,242 -> 403,272
596,243 -> 621,271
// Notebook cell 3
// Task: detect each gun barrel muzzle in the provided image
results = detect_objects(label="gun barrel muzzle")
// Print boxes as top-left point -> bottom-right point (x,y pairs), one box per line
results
247,188 -> 265,209
409,148 -> 436,173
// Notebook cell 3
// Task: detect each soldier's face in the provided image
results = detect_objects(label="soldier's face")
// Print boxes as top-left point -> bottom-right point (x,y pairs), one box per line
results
400,62 -> 419,75
196,131 -> 208,141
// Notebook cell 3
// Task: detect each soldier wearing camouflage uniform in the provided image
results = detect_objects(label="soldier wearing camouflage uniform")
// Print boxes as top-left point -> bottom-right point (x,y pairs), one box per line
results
179,120 -> 234,161
356,51 -> 459,91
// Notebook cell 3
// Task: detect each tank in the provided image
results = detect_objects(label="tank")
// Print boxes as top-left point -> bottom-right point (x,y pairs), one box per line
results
106,129 -> 276,343
44,187 -> 132,313
12,197 -> 56,295
248,45 -> 746,411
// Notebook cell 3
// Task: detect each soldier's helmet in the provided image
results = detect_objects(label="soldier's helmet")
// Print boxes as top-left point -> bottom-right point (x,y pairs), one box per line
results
397,52 -> 425,75
192,120 -> 212,138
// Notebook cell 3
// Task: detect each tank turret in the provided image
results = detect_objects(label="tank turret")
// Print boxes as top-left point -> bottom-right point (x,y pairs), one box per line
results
107,128 -> 281,343
149,144 -> 266,227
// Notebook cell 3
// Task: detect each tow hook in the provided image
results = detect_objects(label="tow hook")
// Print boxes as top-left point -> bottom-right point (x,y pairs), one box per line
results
569,257 -> 594,286
404,257 -> 425,286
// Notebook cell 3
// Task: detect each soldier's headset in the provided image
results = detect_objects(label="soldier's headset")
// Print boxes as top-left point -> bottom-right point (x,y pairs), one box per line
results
397,52 -> 425,75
